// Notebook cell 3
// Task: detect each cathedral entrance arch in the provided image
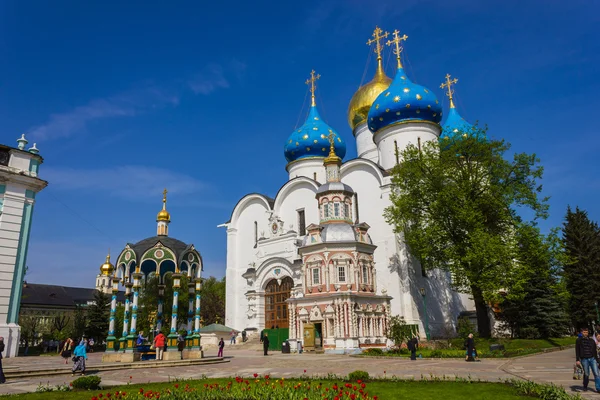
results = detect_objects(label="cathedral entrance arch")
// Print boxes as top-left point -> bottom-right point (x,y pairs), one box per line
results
264,277 -> 293,329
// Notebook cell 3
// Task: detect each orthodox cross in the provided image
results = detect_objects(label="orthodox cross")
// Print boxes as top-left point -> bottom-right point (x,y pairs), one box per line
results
327,131 -> 336,151
305,69 -> 320,107
366,26 -> 389,60
386,29 -> 408,68
440,73 -> 458,108
162,188 -> 168,205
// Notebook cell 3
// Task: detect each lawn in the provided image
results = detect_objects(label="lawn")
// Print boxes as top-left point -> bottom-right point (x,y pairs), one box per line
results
0,378 -> 577,400
361,337 -> 577,358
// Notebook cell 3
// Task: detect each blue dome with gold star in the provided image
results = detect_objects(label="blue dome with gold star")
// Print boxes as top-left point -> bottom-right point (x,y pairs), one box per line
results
367,66 -> 442,133
284,104 -> 346,163
440,107 -> 473,140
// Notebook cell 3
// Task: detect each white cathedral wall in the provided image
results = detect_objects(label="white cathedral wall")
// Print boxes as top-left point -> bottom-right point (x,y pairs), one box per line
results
225,198 -> 270,330
353,123 -> 378,163
374,122 -> 440,171
286,158 -> 326,182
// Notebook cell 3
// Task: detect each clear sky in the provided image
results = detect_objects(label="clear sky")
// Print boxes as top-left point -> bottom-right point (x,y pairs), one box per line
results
2,0 -> 598,288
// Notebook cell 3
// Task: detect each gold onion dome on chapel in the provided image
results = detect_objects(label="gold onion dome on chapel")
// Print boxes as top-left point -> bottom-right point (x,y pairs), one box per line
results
100,254 -> 114,276
347,26 -> 392,130
156,188 -> 171,222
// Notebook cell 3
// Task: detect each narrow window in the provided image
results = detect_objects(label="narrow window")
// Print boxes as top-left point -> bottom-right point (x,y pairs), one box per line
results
297,209 -> 306,235
334,202 -> 340,217
394,140 -> 400,165
344,203 -> 350,219
354,193 -> 359,223
313,172 -> 317,182
362,263 -> 369,284
418,137 -> 422,152
312,268 -> 320,285
254,221 -> 258,246
338,264 -> 346,282
324,203 -> 330,218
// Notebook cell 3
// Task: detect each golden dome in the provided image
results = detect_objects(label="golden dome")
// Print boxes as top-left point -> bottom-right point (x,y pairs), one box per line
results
156,188 -> 171,222
100,254 -> 114,276
347,59 -> 392,130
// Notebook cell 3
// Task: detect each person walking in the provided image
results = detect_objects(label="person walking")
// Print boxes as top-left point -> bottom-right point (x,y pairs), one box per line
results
230,330 -> 237,345
88,338 -> 95,352
217,338 -> 225,358
177,332 -> 186,359
464,333 -> 476,362
60,338 -> 74,364
576,327 -> 600,392
0,337 -> 6,384
263,333 -> 270,356
242,330 -> 247,343
408,336 -> 418,361
153,331 -> 166,361
71,340 -> 87,376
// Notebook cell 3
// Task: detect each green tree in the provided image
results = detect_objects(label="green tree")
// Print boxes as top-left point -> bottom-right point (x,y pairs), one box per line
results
385,130 -> 548,337
200,276 -> 225,325
386,316 -> 418,347
496,225 -> 570,338
137,274 -> 190,336
562,206 -> 600,329
73,305 -> 87,340
85,290 -> 111,343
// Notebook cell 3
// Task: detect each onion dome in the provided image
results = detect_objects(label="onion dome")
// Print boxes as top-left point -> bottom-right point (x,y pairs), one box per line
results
439,74 -> 475,140
284,71 -> 346,163
100,254 -> 114,276
157,188 -> 170,222
347,59 -> 391,130
367,30 -> 442,134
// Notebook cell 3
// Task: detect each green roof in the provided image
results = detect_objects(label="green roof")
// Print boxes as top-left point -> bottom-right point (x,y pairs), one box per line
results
199,323 -> 236,333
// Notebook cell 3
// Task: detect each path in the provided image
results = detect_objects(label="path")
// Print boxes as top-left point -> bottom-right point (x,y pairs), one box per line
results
0,346 -> 590,398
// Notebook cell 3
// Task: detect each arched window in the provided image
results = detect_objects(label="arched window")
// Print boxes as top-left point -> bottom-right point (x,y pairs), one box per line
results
344,203 -> 350,219
362,262 -> 369,284
323,201 -> 330,218
334,202 -> 340,217
254,221 -> 258,246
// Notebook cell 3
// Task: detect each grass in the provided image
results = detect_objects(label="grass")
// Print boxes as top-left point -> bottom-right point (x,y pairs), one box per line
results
0,379 -> 545,400
362,337 -> 577,358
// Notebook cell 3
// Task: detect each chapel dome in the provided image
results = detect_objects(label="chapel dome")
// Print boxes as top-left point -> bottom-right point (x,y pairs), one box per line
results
99,254 -> 114,276
284,105 -> 346,164
367,67 -> 442,134
440,107 -> 474,140
347,61 -> 392,131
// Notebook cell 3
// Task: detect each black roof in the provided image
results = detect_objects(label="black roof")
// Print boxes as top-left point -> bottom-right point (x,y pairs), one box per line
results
20,283 -> 125,308
129,236 -> 191,262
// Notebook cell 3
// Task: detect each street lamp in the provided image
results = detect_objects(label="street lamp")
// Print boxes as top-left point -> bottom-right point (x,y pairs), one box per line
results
419,287 -> 430,340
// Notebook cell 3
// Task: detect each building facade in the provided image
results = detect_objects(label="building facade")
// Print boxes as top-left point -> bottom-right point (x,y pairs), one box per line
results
222,27 -> 477,344
0,135 -> 47,357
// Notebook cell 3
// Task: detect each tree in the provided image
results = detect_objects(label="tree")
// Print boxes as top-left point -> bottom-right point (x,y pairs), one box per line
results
85,290 -> 111,343
200,277 -> 225,325
73,305 -> 87,340
496,225 -> 570,338
137,274 -> 190,336
386,316 -> 418,347
562,206 -> 600,329
20,314 -> 47,349
385,130 -> 548,337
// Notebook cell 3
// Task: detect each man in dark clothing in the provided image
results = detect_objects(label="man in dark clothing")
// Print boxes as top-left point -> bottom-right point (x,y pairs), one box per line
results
464,333 -> 475,362
263,333 -> 270,356
576,327 -> 600,391
408,337 -> 418,360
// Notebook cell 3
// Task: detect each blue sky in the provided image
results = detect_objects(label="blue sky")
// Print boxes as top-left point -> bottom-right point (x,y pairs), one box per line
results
2,0 -> 598,287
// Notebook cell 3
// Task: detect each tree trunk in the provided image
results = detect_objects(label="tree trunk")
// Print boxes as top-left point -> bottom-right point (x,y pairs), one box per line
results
471,285 -> 491,338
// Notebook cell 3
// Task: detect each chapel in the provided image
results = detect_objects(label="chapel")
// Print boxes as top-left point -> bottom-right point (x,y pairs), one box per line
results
222,27 -> 477,352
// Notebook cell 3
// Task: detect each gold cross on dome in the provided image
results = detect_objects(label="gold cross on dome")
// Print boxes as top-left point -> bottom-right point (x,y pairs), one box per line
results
162,188 -> 168,204
386,29 -> 408,68
440,73 -> 459,108
305,69 -> 321,107
366,26 -> 389,60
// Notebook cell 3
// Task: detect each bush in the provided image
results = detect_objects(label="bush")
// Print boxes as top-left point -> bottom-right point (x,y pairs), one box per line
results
429,350 -> 444,358
347,370 -> 370,382
457,316 -> 476,339
386,348 -> 409,355
71,376 -> 101,390
508,379 -> 581,400
363,348 -> 383,356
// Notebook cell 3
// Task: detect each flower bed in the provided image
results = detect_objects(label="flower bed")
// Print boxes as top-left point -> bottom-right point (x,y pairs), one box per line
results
89,376 -> 377,400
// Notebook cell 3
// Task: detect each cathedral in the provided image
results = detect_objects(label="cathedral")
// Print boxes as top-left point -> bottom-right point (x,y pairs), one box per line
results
222,27 -> 476,352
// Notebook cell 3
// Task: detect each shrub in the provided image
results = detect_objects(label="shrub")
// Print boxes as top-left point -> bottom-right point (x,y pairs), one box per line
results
429,350 -> 443,358
363,348 -> 383,356
347,370 -> 370,382
457,316 -> 476,339
71,376 -> 101,390
508,379 -> 582,399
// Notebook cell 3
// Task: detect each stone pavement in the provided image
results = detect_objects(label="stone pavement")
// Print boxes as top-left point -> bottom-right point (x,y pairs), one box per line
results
0,346 -> 592,398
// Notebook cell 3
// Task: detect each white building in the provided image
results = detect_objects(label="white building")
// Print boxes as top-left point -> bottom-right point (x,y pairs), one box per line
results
221,28 -> 475,344
0,135 -> 47,357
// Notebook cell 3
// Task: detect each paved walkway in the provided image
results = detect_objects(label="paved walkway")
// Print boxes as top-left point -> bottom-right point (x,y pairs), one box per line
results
0,346 -> 590,397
